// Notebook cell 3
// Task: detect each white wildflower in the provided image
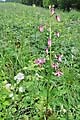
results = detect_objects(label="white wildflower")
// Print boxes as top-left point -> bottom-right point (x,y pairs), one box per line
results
9,93 -> 13,98
63,108 -> 66,113
5,83 -> 11,89
35,73 -> 40,78
33,4 -> 36,7
61,105 -> 66,113
19,86 -> 25,93
14,72 -> 24,84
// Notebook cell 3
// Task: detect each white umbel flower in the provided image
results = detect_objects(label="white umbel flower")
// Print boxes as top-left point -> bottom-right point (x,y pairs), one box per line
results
19,86 -> 25,93
14,72 -> 24,84
5,83 -> 11,89
9,93 -> 13,98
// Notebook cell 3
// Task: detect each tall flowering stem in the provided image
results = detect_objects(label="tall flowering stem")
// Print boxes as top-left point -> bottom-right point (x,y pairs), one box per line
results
46,10 -> 53,119
49,19 -> 52,65
34,6 -> 63,120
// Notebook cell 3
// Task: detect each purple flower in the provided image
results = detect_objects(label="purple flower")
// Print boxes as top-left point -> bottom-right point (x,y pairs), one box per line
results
52,63 -> 58,70
56,15 -> 61,22
34,58 -> 46,66
55,54 -> 63,62
39,25 -> 44,32
54,70 -> 63,77
48,38 -> 51,47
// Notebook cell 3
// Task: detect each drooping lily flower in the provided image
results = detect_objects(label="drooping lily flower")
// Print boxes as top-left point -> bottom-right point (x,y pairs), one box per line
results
55,54 -> 63,62
34,58 -> 46,66
52,63 -> 58,70
50,7 -> 55,15
54,70 -> 63,77
56,15 -> 61,22
39,25 -> 44,32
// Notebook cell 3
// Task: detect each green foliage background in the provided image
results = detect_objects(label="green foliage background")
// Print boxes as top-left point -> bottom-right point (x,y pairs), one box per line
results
0,2 -> 80,120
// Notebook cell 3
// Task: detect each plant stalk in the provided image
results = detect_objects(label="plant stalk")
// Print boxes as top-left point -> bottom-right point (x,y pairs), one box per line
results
46,17 -> 52,120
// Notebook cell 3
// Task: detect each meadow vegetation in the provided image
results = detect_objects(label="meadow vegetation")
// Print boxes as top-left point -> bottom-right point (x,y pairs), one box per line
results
0,2 -> 80,120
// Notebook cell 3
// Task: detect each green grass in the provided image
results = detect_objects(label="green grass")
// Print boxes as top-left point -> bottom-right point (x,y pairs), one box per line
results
0,2 -> 80,120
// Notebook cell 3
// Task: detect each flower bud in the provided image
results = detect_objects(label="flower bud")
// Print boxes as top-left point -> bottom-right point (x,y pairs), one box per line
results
49,5 -> 51,9
46,48 -> 48,54
55,32 -> 60,37
48,38 -> 51,47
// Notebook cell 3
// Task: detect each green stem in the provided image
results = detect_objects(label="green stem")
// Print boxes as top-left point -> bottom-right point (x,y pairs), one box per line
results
46,17 -> 52,120
46,80 -> 49,120
50,18 -> 52,65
